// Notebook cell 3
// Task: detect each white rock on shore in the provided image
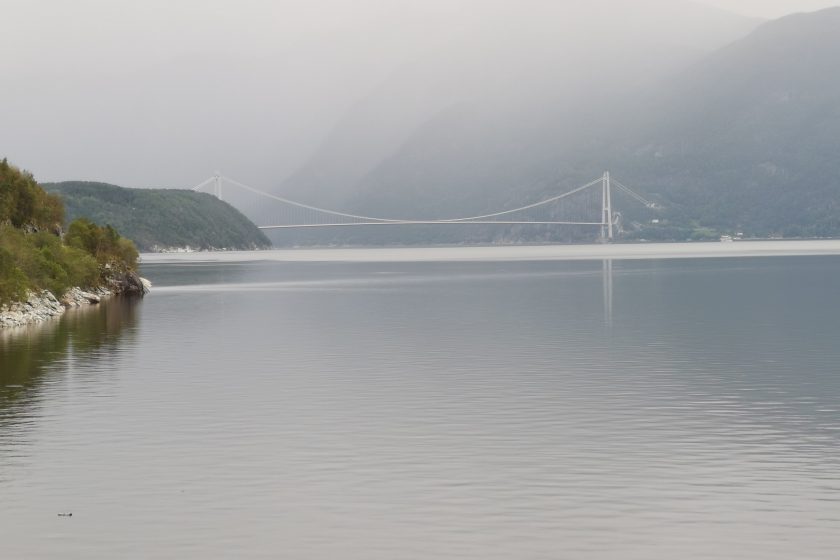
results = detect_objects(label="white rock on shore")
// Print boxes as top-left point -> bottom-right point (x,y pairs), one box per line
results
61,286 -> 112,308
0,277 -> 150,329
0,288 -> 109,328
0,290 -> 67,328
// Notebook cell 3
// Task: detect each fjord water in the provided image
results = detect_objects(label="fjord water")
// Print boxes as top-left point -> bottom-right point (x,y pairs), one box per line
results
2,249 -> 840,559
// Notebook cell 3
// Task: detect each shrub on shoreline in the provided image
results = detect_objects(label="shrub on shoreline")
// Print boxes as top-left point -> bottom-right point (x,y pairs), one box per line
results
0,159 -> 138,305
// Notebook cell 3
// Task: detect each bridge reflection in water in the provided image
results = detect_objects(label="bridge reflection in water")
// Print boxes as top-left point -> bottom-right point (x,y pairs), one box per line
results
603,258 -> 613,327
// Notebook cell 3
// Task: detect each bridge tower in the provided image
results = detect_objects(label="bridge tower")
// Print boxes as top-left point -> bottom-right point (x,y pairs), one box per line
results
601,171 -> 613,242
213,171 -> 223,201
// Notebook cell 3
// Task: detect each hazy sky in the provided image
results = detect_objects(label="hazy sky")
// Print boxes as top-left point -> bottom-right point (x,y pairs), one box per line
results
701,0 -> 839,17
1,0 -> 837,188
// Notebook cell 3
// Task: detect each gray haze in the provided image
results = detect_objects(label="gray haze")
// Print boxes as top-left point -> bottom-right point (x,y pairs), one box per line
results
703,0 -> 839,17
0,0 -> 835,190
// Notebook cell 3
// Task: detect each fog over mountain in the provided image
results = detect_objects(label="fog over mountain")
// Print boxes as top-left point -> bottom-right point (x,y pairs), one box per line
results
274,1 -> 760,210
260,5 -> 840,243
2,0 -> 758,190
618,7 -> 840,237
3,0 -> 839,243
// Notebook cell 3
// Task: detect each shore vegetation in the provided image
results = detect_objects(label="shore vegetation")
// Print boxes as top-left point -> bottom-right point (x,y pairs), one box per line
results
0,159 -> 138,305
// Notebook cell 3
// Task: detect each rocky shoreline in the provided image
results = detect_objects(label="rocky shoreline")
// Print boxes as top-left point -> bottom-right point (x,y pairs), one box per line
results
0,273 -> 151,329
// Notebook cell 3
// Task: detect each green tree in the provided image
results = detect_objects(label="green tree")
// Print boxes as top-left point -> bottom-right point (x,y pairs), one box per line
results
66,218 -> 139,271
0,160 -> 136,306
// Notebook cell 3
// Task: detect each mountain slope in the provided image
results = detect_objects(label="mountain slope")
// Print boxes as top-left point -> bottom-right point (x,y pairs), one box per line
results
282,7 -> 840,243
620,7 -> 840,236
44,182 -> 271,251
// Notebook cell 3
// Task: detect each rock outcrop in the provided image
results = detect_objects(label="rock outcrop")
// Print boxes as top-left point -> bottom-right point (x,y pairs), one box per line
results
0,290 -> 66,328
107,269 -> 150,296
61,286 -> 110,307
0,275 -> 150,328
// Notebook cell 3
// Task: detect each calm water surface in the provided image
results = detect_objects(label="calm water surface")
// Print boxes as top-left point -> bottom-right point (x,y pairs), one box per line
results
2,248 -> 840,559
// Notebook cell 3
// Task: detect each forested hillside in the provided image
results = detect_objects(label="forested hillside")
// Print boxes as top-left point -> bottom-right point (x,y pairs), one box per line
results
44,182 -> 272,252
616,7 -> 840,238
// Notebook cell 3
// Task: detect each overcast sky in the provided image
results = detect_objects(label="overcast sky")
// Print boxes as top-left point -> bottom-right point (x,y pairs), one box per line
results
1,0 -> 837,188
701,0 -> 838,17
3,1 -> 836,69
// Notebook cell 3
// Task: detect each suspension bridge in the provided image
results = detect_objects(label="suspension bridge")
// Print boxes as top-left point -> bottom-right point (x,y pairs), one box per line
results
192,172 -> 658,241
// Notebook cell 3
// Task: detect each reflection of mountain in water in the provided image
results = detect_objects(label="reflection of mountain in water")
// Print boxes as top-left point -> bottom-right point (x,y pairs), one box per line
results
604,258 -> 840,448
0,297 -> 141,419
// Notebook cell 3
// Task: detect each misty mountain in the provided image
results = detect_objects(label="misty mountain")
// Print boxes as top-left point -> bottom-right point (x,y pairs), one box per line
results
263,6 -> 840,243
619,7 -> 840,237
270,1 -> 759,212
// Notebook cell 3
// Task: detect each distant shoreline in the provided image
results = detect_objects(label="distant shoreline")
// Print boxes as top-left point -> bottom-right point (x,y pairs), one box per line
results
140,239 -> 840,264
